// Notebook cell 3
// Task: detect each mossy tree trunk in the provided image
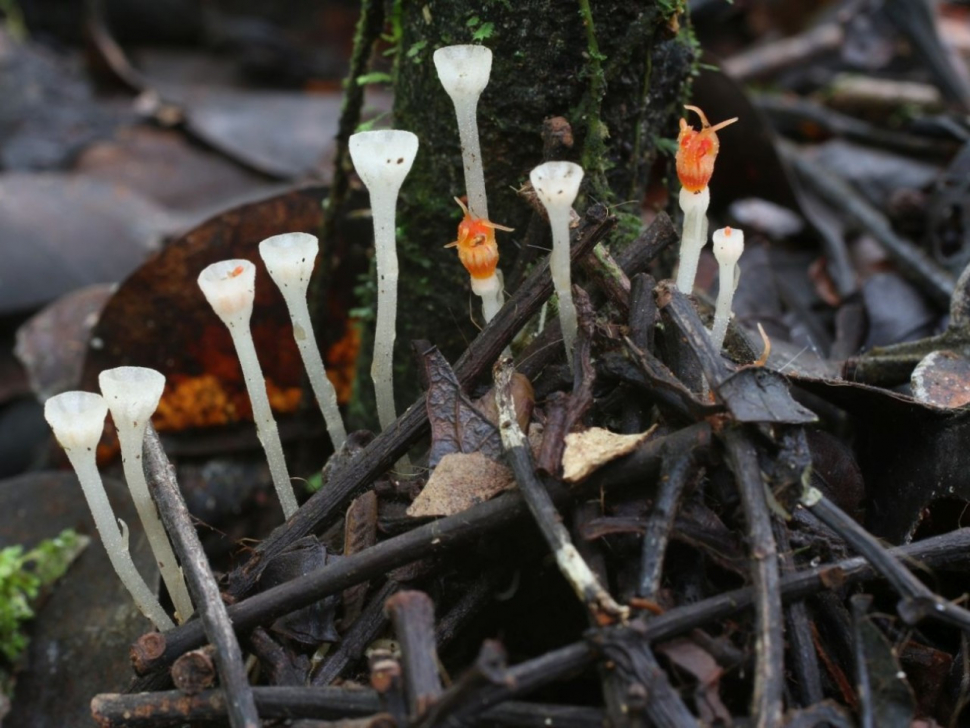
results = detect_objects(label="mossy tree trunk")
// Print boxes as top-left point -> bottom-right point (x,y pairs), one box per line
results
352,0 -> 693,425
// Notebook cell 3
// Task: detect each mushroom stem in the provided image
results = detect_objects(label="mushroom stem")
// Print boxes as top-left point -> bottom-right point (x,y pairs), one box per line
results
197,260 -> 298,518
348,130 -> 419,436
259,233 -> 347,451
44,391 -> 174,631
530,161 -> 585,366
229,323 -> 298,517
99,367 -> 194,623
675,186 -> 710,294
433,45 -> 492,220
710,226 -> 745,351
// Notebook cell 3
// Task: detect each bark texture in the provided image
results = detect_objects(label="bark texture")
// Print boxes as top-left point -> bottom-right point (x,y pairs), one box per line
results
353,0 -> 693,420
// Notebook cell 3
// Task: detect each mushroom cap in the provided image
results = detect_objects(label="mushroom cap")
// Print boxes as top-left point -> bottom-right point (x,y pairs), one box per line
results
259,232 -> 318,295
433,45 -> 493,100
713,226 -> 744,266
197,259 -> 256,324
45,390 -> 108,452
98,366 -> 165,432
348,130 -> 419,194
529,162 -> 584,211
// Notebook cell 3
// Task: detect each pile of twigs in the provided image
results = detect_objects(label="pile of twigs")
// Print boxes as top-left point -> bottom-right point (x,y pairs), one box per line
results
91,204 -> 970,727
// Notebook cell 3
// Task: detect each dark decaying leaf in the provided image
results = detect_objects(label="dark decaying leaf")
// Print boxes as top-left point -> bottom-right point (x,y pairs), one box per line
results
79,186 -> 365,435
795,374 -> 970,542
655,638 -> 732,724
423,347 -> 502,469
14,284 -> 114,400
851,595 -> 915,728
0,174 -> 169,315
862,273 -> 939,349
717,367 -> 818,424
258,537 -> 340,646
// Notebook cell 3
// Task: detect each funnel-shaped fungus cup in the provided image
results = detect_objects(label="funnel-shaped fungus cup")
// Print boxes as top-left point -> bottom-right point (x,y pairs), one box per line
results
349,130 -> 419,434
710,226 -> 745,351
259,233 -> 347,451
434,44 -> 492,220
530,161 -> 584,366
674,106 -> 737,294
44,391 -> 174,631
99,367 -> 194,622
198,260 -> 298,518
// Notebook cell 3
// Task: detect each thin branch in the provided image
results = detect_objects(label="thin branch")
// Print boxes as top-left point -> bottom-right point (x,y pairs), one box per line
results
142,425 -> 259,728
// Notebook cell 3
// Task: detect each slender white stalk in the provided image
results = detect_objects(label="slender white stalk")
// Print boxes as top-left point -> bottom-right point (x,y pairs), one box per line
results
434,45 -> 492,220
259,233 -> 347,451
99,367 -> 194,623
710,226 -> 745,351
44,391 -> 174,631
530,161 -> 585,367
473,272 -> 503,323
348,130 -> 419,433
675,186 -> 711,294
198,260 -> 297,518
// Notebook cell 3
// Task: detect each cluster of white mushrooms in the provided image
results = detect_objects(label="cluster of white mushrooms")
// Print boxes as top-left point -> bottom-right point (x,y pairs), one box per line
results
43,43 -> 744,629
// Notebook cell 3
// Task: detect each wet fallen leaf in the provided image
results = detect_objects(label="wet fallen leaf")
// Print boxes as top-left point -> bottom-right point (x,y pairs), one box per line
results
0,174 -> 168,314
424,347 -> 503,469
562,426 -> 655,484
80,186 -> 366,435
407,452 -> 515,518
656,638 -> 732,724
14,285 -> 114,400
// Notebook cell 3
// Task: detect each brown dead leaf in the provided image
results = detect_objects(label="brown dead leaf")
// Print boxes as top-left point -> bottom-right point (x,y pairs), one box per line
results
424,347 -> 503,469
562,426 -> 656,484
656,638 -> 731,724
407,452 -> 515,518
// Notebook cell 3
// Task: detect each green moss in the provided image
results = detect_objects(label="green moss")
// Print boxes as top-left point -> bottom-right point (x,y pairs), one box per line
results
0,529 -> 86,701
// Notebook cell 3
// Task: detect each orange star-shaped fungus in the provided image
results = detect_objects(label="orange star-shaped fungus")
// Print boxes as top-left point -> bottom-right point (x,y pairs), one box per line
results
676,105 -> 738,193
444,197 -> 513,280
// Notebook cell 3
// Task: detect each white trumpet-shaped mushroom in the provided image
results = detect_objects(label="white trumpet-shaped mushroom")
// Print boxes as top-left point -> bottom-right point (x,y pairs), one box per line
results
44,391 -> 175,631
99,366 -> 194,623
433,44 -> 492,221
197,260 -> 298,518
348,129 -> 419,433
259,233 -> 347,451
710,226 -> 745,351
530,161 -> 584,366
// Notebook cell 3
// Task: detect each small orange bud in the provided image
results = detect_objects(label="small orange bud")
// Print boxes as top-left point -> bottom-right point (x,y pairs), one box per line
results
444,198 -> 512,280
675,105 -> 737,193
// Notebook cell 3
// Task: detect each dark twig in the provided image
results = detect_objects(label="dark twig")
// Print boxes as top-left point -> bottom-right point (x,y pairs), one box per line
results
416,640 -> 509,728
312,580 -> 399,687
773,520 -> 824,707
851,595 -> 876,728
171,647 -> 216,696
783,142 -> 955,306
143,425 -> 259,728
637,448 -> 697,599
93,687 -> 605,728
224,204 -> 615,603
803,492 -> 970,632
494,357 -> 627,625
723,428 -> 784,728
385,591 -> 442,718
435,573 -> 502,652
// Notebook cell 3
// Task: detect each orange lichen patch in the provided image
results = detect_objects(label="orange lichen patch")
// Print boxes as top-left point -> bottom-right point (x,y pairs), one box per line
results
326,323 -> 361,405
266,380 -> 303,412
676,105 -> 738,193
154,374 -> 235,430
445,197 -> 512,280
